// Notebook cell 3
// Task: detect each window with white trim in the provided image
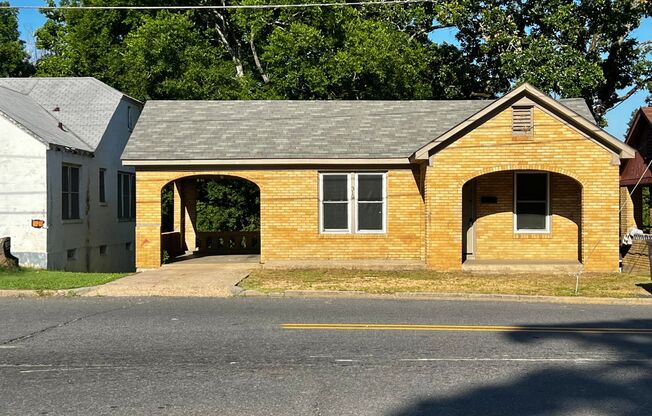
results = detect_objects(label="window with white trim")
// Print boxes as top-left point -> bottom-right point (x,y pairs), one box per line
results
514,172 -> 549,232
62,164 -> 80,220
320,172 -> 386,233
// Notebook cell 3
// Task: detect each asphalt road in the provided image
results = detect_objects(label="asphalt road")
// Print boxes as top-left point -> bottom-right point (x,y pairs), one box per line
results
1,297 -> 652,416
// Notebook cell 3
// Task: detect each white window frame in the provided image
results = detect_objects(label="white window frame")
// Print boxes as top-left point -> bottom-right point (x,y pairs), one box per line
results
355,172 -> 387,234
513,172 -> 550,234
319,172 -> 387,234
319,172 -> 352,233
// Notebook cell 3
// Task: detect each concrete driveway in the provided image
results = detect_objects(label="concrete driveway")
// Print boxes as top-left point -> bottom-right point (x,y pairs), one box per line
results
82,255 -> 259,297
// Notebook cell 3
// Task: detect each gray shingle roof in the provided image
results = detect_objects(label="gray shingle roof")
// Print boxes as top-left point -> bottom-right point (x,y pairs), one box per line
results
0,77 -> 136,152
122,98 -> 597,161
0,85 -> 92,151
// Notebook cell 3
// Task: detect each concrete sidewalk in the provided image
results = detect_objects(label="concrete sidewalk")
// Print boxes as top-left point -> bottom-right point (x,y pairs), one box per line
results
81,260 -> 258,297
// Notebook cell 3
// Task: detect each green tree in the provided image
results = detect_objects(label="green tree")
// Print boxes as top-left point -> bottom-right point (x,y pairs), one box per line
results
196,178 -> 260,232
120,11 -> 250,100
0,1 -> 34,76
437,0 -> 652,122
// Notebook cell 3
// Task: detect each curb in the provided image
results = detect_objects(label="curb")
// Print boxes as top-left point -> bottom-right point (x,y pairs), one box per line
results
0,288 -> 82,298
237,289 -> 652,305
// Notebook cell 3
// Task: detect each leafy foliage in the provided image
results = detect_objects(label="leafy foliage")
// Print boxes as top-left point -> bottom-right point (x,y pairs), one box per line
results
196,178 -> 260,232
160,178 -> 260,233
437,0 -> 652,121
33,1 -> 651,121
0,1 -> 34,77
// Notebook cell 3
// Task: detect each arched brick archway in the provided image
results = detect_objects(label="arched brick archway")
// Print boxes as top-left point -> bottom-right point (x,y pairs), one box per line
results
159,175 -> 261,262
460,169 -> 583,266
135,170 -> 269,268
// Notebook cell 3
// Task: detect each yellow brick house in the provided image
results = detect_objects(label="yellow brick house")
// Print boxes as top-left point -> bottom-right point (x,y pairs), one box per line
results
122,84 -> 634,272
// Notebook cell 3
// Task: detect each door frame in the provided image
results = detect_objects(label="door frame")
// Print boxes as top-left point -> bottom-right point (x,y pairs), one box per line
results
462,180 -> 477,261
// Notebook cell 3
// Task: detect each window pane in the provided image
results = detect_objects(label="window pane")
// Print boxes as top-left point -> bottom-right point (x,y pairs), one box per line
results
358,202 -> 383,231
62,193 -> 69,220
70,167 -> 79,192
323,203 -> 348,230
517,173 -> 547,201
322,175 -> 348,201
516,202 -> 546,230
358,175 -> 383,201
71,193 -> 80,219
99,170 -> 106,203
62,166 -> 69,192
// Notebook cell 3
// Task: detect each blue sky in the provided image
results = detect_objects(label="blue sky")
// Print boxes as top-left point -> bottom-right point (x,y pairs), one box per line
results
11,0 -> 651,140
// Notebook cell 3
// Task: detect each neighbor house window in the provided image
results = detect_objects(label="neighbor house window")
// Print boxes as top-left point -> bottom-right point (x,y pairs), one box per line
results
118,171 -> 136,220
99,168 -> 106,204
319,172 -> 386,233
62,164 -> 80,220
514,172 -> 549,232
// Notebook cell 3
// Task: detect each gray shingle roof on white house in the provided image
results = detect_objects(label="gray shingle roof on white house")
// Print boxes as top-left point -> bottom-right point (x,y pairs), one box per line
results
0,77 -> 140,152
122,98 -> 596,161
0,85 -> 93,152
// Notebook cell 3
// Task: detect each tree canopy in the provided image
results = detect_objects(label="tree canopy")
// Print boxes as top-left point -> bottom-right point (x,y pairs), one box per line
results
0,1 -> 34,76
31,0 -> 651,122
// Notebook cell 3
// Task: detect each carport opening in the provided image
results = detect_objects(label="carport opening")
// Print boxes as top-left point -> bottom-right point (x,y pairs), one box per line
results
161,175 -> 260,264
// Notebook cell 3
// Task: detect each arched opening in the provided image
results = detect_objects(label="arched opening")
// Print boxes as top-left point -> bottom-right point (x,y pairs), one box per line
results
160,175 -> 260,263
461,170 -> 582,267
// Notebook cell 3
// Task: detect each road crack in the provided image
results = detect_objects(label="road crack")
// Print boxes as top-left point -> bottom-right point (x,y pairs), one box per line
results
1,303 -> 145,346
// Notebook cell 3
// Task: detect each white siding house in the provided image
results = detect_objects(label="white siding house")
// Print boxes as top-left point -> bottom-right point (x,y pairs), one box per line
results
0,77 -> 142,272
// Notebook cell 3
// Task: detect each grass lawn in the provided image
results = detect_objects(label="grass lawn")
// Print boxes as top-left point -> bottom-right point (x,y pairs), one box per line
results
0,267 -> 129,290
241,269 -> 652,298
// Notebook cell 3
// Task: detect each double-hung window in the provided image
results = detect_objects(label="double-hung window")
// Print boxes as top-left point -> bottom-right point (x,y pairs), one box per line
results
62,164 -> 80,220
99,168 -> 106,204
514,172 -> 549,233
118,171 -> 136,220
320,172 -> 386,233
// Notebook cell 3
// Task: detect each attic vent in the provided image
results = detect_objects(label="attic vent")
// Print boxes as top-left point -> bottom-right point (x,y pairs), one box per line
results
512,106 -> 533,137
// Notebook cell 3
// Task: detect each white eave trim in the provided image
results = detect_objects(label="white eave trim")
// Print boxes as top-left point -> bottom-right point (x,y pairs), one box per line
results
122,158 -> 413,167
412,83 -> 636,161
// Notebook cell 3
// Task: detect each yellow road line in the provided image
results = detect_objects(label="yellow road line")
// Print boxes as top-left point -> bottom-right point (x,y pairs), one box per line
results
281,323 -> 652,334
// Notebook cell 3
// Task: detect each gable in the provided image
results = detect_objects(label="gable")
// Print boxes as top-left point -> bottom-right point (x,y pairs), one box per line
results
413,83 -> 634,161
434,105 -> 618,163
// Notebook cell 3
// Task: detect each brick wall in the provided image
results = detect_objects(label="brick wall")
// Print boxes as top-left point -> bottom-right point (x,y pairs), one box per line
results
135,106 -> 621,271
135,168 -> 425,268
426,106 -> 620,272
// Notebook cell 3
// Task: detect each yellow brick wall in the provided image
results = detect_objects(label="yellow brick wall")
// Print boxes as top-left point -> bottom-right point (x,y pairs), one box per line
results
426,106 -> 620,272
135,168 -> 425,268
472,171 -> 581,261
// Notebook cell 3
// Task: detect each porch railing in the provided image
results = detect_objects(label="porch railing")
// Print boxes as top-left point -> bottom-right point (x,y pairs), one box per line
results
161,231 -> 184,258
196,231 -> 260,254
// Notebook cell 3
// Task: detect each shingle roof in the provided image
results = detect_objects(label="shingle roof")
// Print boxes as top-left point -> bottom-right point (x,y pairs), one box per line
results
0,85 -> 92,151
122,98 -> 596,161
0,77 -> 137,152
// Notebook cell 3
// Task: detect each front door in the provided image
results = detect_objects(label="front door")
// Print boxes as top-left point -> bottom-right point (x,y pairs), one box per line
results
462,181 -> 476,261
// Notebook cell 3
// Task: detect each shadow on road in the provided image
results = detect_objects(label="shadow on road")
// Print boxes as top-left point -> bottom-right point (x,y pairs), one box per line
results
390,319 -> 652,416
